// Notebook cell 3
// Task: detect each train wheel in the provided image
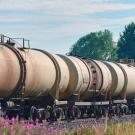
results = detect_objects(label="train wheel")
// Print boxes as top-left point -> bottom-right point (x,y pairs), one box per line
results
30,106 -> 37,121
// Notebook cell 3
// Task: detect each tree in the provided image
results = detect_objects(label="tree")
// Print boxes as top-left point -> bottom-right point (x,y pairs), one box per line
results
69,29 -> 117,61
117,22 -> 135,59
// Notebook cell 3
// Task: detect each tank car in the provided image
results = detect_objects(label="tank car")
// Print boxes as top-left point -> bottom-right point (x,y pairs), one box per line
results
0,34 -> 134,121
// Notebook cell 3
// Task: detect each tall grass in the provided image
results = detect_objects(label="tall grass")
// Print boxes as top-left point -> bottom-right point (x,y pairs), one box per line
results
0,114 -> 135,135
62,122 -> 135,135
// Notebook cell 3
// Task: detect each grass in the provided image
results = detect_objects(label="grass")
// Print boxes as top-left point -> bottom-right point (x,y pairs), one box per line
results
71,122 -> 135,135
1,115 -> 135,135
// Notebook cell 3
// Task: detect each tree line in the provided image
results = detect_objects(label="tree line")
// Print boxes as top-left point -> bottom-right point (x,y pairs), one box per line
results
69,22 -> 135,61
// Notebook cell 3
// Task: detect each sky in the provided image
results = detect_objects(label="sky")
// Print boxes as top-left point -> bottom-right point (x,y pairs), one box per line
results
0,0 -> 135,54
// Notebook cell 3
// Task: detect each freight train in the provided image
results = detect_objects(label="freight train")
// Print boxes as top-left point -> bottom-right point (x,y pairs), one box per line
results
0,34 -> 135,121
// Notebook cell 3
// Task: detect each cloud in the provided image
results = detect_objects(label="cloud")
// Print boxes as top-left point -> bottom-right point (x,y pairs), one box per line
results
0,0 -> 135,16
0,6 -> 134,42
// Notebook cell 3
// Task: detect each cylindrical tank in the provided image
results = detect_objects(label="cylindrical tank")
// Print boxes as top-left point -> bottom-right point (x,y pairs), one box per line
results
51,54 -> 69,100
0,46 -> 20,97
21,49 -> 57,97
103,62 -> 125,98
59,55 -> 92,98
117,63 -> 135,99
76,59 -> 94,100
93,60 -> 112,98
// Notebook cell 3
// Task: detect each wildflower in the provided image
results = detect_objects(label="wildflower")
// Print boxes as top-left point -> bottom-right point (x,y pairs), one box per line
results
2,132 -> 6,135
10,126 -> 14,135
